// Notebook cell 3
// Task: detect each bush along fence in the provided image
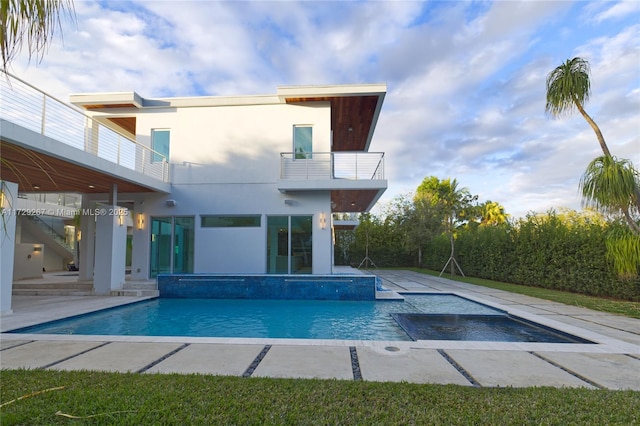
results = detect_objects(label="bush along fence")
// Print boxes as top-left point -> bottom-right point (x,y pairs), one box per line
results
422,213 -> 640,301
340,210 -> 639,301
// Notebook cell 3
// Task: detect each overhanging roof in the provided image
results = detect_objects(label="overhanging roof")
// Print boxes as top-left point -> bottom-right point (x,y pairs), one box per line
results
71,83 -> 387,153
0,120 -> 170,194
278,84 -> 386,152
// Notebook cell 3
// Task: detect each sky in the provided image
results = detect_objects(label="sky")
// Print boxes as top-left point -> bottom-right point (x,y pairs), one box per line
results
8,0 -> 640,219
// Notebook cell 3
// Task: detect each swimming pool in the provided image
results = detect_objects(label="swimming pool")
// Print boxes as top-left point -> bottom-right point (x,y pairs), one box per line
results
8,294 -> 592,343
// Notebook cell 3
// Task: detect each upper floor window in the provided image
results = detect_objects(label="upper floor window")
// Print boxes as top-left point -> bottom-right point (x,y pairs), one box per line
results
293,126 -> 312,159
151,129 -> 170,163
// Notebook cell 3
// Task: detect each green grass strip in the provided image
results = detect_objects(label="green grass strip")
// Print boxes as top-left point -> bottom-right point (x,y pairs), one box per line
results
1,369 -> 638,425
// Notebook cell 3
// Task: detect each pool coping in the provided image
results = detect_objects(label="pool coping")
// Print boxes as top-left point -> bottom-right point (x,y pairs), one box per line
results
2,270 -> 639,389
1,289 -> 636,355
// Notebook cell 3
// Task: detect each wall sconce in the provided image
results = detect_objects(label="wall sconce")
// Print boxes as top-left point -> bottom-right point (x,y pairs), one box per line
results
77,230 -> 82,241
137,213 -> 144,230
118,213 -> 124,227
319,212 -> 326,230
33,246 -> 42,252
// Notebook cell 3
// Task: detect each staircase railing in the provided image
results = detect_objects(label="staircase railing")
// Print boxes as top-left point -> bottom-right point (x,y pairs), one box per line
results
27,215 -> 75,253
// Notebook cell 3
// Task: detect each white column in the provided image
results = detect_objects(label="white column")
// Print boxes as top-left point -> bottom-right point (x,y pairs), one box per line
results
78,198 -> 95,281
1,181 -> 18,315
130,200 -> 149,280
93,206 -> 127,294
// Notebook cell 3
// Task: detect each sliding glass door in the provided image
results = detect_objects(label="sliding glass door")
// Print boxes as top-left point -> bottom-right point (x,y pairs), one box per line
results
150,216 -> 194,278
267,215 -> 312,274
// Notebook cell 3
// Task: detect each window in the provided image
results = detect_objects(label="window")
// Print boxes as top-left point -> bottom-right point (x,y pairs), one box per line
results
201,215 -> 261,228
293,126 -> 312,159
151,129 -> 170,162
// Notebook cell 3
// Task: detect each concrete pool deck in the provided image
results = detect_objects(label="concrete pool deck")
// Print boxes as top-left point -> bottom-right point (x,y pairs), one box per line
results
1,270 -> 639,389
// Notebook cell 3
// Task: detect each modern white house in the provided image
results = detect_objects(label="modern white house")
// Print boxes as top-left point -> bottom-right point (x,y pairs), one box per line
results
0,73 -> 387,313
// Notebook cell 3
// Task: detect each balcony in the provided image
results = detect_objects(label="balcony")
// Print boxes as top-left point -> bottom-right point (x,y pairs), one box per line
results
0,72 -> 169,194
278,152 -> 387,212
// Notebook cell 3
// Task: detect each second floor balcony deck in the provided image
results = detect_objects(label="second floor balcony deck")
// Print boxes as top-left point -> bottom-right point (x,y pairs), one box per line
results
279,151 -> 384,181
278,152 -> 387,212
1,72 -> 169,194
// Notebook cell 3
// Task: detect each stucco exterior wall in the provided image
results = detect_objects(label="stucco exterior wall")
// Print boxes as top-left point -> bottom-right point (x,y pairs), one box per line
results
129,100 -> 334,276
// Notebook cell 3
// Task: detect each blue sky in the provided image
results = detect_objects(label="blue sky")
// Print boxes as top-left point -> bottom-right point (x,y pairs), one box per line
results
10,0 -> 639,218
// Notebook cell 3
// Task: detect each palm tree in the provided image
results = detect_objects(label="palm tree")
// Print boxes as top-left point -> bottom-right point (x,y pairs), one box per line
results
545,57 -> 611,157
546,57 -> 640,277
1,0 -> 75,72
479,200 -> 509,227
580,156 -> 640,235
416,176 -> 478,276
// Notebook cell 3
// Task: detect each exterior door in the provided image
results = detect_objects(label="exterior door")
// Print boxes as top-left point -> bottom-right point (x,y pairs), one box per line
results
267,215 -> 312,274
150,216 -> 194,278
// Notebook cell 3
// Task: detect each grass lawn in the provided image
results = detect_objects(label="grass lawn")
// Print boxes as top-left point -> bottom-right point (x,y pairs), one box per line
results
1,369 -> 638,425
401,268 -> 640,319
2,269 -> 638,424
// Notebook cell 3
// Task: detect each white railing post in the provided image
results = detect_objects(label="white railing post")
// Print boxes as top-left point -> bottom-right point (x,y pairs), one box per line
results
330,152 -> 334,178
117,134 -> 121,165
40,95 -> 47,136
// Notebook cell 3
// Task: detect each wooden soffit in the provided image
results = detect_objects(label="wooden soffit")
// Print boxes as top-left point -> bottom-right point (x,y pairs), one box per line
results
0,140 -> 158,194
285,95 -> 380,151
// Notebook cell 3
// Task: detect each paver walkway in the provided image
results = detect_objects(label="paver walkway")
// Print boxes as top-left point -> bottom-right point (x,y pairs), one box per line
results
1,270 -> 639,389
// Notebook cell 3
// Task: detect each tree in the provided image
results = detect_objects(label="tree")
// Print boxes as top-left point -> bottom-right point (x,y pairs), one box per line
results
546,57 -> 640,277
416,176 -> 478,276
478,200 -> 509,227
580,156 -> 640,235
545,57 -> 611,157
1,0 -> 75,72
385,192 -> 443,268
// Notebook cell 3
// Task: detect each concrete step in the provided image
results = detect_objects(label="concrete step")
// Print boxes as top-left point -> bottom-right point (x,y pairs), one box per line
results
122,282 -> 157,290
12,289 -> 94,296
13,282 -> 93,290
110,289 -> 159,297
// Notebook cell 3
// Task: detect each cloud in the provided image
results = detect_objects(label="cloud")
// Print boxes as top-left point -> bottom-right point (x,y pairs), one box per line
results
590,0 -> 640,24
5,0 -> 638,220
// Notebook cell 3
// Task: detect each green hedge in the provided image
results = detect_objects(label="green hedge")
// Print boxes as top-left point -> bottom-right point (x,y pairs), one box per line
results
421,214 -> 640,301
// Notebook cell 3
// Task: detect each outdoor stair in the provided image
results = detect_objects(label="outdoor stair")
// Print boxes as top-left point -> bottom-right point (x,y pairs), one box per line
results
12,281 -> 93,296
13,280 -> 158,297
110,281 -> 158,297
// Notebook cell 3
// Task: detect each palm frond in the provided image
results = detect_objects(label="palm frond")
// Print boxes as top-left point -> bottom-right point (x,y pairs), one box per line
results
606,226 -> 640,280
1,0 -> 75,71
545,57 -> 591,117
579,155 -> 640,215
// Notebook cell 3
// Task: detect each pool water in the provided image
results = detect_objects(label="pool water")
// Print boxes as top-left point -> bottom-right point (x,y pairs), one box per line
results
9,294 -> 590,343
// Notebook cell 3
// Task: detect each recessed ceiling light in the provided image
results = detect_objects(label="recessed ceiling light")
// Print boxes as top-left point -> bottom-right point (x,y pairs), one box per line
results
88,185 -> 95,189
32,185 -> 40,189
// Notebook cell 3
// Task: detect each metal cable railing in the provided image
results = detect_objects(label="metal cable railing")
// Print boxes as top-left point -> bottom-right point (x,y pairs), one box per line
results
0,72 -> 169,182
280,152 -> 384,180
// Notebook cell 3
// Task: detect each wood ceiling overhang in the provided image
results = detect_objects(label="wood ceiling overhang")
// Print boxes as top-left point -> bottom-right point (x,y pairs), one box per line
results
0,140 -> 159,194
284,95 -> 381,152
73,94 -> 142,136
330,189 -> 383,213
